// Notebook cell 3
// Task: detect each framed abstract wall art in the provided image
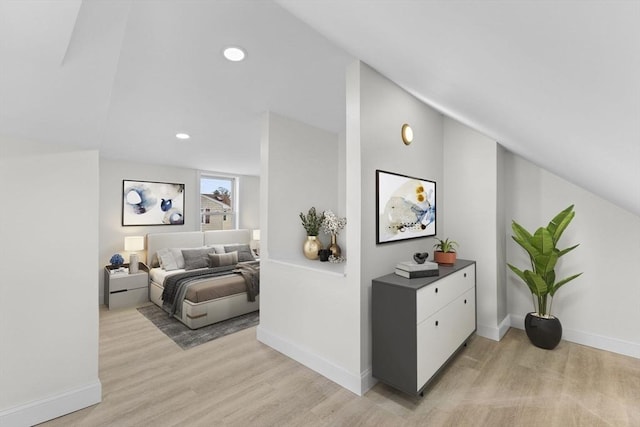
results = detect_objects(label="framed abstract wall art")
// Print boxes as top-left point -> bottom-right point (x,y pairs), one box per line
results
376,170 -> 436,244
122,180 -> 185,226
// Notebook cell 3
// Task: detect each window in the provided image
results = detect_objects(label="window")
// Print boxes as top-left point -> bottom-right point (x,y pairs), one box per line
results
200,174 -> 237,231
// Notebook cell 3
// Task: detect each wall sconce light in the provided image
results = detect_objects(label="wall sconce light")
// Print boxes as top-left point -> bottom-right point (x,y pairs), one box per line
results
401,123 -> 413,145
124,236 -> 145,274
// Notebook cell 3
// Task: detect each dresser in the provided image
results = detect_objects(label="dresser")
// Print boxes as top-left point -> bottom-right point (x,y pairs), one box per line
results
372,259 -> 476,396
104,263 -> 149,310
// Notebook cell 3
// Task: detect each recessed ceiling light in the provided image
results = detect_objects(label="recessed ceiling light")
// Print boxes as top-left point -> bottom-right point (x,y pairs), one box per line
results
176,133 -> 190,140
223,46 -> 246,62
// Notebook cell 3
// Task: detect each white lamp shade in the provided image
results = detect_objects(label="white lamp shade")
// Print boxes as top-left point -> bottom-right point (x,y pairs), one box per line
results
252,229 -> 260,241
124,236 -> 145,252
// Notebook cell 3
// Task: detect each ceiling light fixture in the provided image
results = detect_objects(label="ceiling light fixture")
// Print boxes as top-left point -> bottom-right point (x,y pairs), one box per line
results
176,133 -> 190,140
223,46 -> 246,62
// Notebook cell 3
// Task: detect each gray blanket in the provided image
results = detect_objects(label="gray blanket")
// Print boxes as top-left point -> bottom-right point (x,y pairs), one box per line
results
235,263 -> 260,302
161,262 -> 260,316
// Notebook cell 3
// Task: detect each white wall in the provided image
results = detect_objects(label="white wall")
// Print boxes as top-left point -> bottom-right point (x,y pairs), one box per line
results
257,112 -> 363,393
355,62 -> 445,380
505,153 -> 640,358
98,158 -> 259,304
0,146 -> 101,426
443,118 -> 508,340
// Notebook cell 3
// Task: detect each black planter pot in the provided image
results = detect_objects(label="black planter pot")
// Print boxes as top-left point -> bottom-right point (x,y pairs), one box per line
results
524,312 -> 562,350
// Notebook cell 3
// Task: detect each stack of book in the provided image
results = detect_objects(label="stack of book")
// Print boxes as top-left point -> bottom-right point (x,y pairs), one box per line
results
395,260 -> 439,279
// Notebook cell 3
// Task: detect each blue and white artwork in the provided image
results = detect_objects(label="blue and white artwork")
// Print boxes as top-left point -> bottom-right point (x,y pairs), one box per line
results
376,170 -> 436,244
122,180 -> 185,226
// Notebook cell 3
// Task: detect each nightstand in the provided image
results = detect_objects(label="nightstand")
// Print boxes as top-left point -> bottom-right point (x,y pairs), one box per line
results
104,262 -> 149,310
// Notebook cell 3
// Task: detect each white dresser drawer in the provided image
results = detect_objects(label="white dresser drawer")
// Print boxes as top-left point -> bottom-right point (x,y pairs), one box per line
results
108,287 -> 149,310
416,265 -> 474,324
416,286 -> 476,389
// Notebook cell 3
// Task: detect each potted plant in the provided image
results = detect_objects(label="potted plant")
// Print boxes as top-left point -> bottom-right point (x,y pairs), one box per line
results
507,204 -> 582,350
299,207 -> 325,260
433,237 -> 458,265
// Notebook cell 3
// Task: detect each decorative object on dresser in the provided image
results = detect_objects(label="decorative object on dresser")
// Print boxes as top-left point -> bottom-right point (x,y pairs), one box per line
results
395,260 -> 439,279
372,260 -> 476,396
124,235 -> 145,274
322,210 -> 346,258
433,237 -> 458,265
508,204 -> 582,350
104,263 -> 149,309
300,207 -> 324,260
413,252 -> 429,264
122,179 -> 185,226
376,170 -> 436,244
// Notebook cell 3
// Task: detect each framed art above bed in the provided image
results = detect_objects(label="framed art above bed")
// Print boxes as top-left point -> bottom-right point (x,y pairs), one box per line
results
376,169 -> 436,244
122,180 -> 185,226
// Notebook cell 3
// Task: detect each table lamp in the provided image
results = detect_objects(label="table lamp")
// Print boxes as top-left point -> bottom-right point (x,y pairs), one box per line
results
124,236 -> 145,274
252,229 -> 260,256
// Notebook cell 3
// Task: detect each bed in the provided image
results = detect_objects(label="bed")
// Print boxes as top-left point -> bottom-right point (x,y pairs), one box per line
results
146,229 -> 259,329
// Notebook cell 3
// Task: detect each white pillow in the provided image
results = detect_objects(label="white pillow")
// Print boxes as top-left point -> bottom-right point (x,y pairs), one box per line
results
169,248 -> 186,269
209,244 -> 226,254
157,248 -> 179,271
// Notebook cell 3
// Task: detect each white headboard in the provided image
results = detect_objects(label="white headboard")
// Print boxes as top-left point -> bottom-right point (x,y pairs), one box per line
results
204,229 -> 250,246
146,229 -> 252,266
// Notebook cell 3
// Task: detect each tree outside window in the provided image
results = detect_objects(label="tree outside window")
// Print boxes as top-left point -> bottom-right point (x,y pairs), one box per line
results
200,175 -> 236,231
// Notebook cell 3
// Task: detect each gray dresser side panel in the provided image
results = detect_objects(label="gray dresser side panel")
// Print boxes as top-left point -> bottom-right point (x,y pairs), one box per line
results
372,280 -> 417,395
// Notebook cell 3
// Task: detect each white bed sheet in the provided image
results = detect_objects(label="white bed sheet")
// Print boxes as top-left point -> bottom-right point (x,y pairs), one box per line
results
149,267 -> 186,285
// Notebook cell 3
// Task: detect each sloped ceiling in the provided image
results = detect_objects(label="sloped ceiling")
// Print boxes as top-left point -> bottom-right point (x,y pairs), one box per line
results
1,1 -> 638,215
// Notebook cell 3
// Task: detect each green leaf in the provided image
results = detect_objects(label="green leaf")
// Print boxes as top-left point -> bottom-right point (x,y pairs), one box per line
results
547,205 -> 575,245
508,265 -> 539,296
524,270 -> 548,297
533,252 -> 558,277
558,243 -> 580,258
507,264 -> 527,283
531,227 -> 554,255
511,235 -> 539,259
512,221 -> 533,243
550,273 -> 583,296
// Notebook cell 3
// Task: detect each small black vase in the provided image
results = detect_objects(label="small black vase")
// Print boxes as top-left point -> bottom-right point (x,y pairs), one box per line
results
524,312 -> 562,350
318,249 -> 332,262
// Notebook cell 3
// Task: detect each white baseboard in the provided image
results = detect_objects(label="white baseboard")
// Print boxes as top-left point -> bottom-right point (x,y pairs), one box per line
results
509,314 -> 640,359
0,381 -> 101,427
475,315 -> 511,341
257,325 -> 370,396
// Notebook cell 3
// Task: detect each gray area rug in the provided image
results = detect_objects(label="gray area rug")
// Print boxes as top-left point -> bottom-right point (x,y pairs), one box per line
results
137,304 -> 259,350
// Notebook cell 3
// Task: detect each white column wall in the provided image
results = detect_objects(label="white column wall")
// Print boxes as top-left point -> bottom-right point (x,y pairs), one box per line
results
0,148 -> 101,426
443,118 -> 508,340
355,63 -> 444,378
257,112 -> 362,394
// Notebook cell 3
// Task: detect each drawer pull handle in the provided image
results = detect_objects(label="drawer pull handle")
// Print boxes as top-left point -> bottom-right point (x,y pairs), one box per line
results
464,273 -> 467,278
435,320 -> 439,326
435,288 -> 438,294
464,299 -> 467,304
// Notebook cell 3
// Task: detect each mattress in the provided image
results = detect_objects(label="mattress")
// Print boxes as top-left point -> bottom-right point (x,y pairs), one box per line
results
150,267 -> 248,303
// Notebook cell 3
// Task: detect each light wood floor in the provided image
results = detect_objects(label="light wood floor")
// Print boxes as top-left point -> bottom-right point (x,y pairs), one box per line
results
40,305 -> 640,427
